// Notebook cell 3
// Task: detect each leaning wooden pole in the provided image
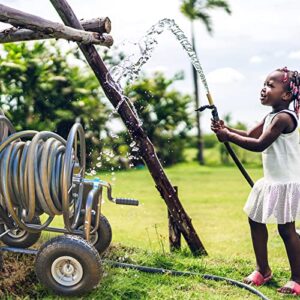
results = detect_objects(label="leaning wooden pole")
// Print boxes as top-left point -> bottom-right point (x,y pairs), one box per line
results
0,17 -> 111,44
168,187 -> 181,251
50,0 -> 207,255
0,4 -> 113,46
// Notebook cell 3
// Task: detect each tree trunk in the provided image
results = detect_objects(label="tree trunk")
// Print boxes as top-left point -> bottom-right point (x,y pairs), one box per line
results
191,22 -> 204,165
50,0 -> 207,256
0,4 -> 113,46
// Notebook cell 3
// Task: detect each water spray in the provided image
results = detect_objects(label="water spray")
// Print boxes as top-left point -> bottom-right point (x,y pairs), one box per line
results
109,18 -> 254,187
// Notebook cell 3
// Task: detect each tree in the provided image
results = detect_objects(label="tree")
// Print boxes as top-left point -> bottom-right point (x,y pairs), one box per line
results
180,0 -> 231,165
0,42 -> 109,167
125,71 -> 194,166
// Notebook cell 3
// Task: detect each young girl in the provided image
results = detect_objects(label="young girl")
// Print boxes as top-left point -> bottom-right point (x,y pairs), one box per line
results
211,67 -> 300,295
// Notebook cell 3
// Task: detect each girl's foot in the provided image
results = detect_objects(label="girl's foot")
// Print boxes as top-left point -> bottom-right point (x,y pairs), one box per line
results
243,270 -> 272,286
278,281 -> 300,295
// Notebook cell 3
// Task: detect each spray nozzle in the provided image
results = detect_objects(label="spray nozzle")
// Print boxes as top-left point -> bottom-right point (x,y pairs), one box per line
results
196,104 -> 220,121
195,105 -> 215,112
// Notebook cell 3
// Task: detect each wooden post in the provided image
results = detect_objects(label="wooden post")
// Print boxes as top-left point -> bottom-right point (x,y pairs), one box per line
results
51,0 -> 207,256
0,17 -> 112,44
168,186 -> 181,251
80,18 -> 111,34
0,4 -> 113,46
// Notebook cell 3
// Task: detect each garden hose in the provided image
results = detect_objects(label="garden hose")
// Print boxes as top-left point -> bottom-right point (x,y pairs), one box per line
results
197,93 -> 254,187
105,260 -> 269,300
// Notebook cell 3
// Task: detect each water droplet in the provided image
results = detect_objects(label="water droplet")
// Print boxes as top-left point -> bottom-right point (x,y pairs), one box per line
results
110,133 -> 119,138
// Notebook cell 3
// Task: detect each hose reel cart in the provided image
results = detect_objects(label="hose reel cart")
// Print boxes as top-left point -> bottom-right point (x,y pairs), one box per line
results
0,115 -> 139,296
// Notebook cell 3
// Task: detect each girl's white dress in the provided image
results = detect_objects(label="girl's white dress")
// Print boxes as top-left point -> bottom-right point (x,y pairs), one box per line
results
244,109 -> 300,224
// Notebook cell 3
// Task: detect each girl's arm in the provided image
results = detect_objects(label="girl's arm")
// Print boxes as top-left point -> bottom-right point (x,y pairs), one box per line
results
225,126 -> 248,136
244,118 -> 265,138
215,113 -> 293,152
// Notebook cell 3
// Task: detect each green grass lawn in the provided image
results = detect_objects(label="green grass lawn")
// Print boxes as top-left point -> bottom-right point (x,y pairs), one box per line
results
50,160 -> 263,256
2,160 -> 298,299
96,162 -> 275,257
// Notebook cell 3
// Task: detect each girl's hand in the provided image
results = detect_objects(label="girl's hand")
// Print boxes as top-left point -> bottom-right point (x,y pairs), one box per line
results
211,119 -> 225,133
215,127 -> 230,142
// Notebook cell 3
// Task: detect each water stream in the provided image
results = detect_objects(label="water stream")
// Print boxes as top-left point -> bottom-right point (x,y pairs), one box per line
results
109,18 -> 210,94
101,18 -> 211,176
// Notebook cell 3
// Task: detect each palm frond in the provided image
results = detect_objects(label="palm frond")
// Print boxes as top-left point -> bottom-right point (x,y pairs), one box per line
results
180,0 -> 231,33
180,0 -> 199,20
205,0 -> 232,14
195,11 -> 213,33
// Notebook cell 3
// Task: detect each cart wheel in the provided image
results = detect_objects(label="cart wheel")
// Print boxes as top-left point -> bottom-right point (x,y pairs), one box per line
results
35,235 -> 102,296
0,216 -> 41,248
77,214 -> 112,254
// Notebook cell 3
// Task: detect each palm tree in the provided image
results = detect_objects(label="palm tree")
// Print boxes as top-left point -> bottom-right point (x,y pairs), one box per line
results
180,0 -> 231,165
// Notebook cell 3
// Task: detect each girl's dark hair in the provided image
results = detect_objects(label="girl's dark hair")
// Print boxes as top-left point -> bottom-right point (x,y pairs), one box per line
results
277,67 -> 300,115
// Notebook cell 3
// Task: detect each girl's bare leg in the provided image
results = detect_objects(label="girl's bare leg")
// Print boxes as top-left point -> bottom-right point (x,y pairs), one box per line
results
277,222 -> 300,293
245,218 -> 271,282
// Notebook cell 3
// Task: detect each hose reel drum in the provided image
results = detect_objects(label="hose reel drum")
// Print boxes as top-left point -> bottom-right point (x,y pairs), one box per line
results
0,115 -> 139,296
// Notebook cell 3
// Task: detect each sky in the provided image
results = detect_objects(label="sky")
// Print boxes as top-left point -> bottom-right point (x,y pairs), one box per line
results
1,0 -> 300,133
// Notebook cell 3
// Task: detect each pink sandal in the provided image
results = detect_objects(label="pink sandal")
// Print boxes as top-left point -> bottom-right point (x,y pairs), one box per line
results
243,270 -> 273,286
278,281 -> 300,295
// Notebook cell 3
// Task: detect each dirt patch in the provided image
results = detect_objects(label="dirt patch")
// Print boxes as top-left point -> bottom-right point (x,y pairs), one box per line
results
0,243 -> 135,298
0,252 -> 38,298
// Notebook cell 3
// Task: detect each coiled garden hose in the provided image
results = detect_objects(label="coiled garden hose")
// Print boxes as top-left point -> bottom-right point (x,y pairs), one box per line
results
0,120 -> 86,234
0,115 -> 138,243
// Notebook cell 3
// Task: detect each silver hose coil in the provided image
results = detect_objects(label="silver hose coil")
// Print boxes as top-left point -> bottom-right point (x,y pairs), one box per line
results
0,121 -> 86,233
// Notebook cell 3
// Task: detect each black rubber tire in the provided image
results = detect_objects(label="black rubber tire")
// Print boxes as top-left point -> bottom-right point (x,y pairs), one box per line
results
35,235 -> 102,296
77,214 -> 112,254
0,216 -> 41,248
